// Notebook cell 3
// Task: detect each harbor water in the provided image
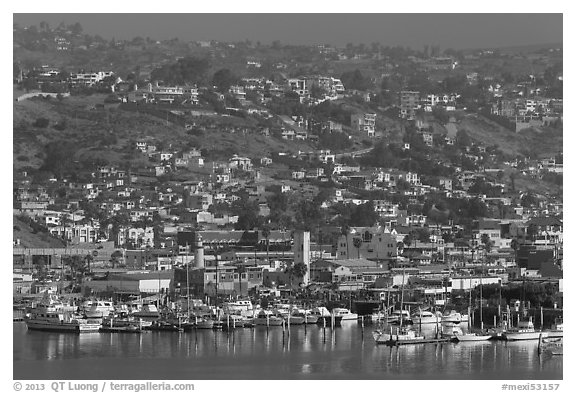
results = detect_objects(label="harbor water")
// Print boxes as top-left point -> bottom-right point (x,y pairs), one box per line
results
13,322 -> 562,380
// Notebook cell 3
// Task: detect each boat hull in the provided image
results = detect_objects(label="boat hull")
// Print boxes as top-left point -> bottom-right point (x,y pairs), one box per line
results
546,330 -> 563,339
254,318 -> 284,326
26,320 -> 100,333
504,331 -> 546,341
454,334 -> 492,342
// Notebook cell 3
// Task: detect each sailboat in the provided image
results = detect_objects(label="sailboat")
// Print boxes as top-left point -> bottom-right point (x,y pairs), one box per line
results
453,269 -> 491,342
373,267 -> 425,345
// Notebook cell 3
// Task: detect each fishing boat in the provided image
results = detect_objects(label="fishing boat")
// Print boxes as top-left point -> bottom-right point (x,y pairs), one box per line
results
503,318 -> 546,341
26,310 -> 101,333
331,308 -> 358,322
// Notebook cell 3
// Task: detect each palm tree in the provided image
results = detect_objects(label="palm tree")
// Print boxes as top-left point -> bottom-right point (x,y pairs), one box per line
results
285,265 -> 295,296
353,237 -> 362,259
237,264 -> 247,297
510,239 -> 519,265
293,262 -> 308,288
261,226 -> 271,265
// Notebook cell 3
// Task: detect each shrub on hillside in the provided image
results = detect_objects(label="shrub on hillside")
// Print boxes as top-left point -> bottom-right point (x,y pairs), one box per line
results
33,117 -> 50,128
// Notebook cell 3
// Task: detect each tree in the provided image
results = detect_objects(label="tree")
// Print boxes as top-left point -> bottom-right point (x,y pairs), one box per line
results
340,69 -> 371,91
510,239 -> 519,265
212,68 -> 238,93
293,262 -> 308,287
353,237 -> 362,259
456,129 -> 471,148
262,226 -> 271,263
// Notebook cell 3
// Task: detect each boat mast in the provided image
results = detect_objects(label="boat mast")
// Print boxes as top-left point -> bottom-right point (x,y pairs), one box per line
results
480,253 -> 484,330
399,266 -> 405,329
469,274 -> 472,330
186,243 -> 190,318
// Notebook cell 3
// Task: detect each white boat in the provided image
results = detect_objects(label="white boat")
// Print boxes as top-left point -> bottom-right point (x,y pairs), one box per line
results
254,310 -> 284,326
81,300 -> 115,318
411,310 -> 442,325
441,310 -> 463,324
504,318 -> 546,341
26,310 -> 101,333
373,327 -> 425,345
453,331 -> 492,342
331,308 -> 358,322
222,299 -> 254,317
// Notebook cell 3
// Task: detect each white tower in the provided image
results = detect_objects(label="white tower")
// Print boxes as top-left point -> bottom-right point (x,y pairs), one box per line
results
293,231 -> 310,286
194,233 -> 204,268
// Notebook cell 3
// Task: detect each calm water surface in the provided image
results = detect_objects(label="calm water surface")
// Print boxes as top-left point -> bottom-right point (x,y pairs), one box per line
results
13,322 -> 562,380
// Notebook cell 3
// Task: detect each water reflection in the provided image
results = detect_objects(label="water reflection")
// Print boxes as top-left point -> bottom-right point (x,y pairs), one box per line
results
13,322 -> 562,380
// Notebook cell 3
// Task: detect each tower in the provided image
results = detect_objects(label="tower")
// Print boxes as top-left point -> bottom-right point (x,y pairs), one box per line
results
293,231 -> 310,286
194,233 -> 204,268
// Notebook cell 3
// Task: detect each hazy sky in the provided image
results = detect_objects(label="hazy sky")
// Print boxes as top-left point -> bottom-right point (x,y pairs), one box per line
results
13,13 -> 563,50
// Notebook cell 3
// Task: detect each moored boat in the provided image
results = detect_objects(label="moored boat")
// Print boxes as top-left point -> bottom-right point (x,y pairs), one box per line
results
331,308 -> 358,322
453,331 -> 492,342
372,326 -> 426,345
80,300 -> 115,318
411,309 -> 442,325
503,318 -> 545,341
254,310 -> 284,326
441,310 -> 463,324
149,320 -> 183,332
26,310 -> 101,333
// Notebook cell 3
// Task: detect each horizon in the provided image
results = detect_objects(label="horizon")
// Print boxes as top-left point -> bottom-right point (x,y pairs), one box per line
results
13,13 -> 563,51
